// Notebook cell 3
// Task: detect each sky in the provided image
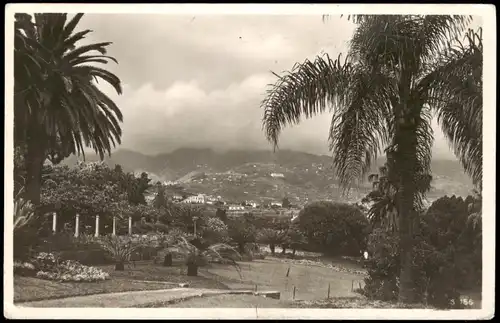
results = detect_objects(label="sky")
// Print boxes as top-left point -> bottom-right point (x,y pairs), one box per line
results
76,14 -> 482,159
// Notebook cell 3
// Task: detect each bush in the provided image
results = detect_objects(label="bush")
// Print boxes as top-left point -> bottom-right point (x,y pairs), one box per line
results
362,229 -> 400,302
362,227 -> 471,309
296,201 -> 370,256
420,195 -> 482,290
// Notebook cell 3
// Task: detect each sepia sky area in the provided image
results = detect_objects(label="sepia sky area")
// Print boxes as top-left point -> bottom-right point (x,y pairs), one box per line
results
77,14 -> 482,158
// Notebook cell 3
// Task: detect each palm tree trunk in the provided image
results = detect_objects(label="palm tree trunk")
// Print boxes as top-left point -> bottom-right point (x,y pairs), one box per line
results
25,130 -> 46,206
394,111 -> 420,304
398,189 -> 415,304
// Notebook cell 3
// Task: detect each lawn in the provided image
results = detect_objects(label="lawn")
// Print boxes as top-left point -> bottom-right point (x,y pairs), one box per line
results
14,262 -> 228,303
14,276 -> 173,303
199,258 -> 365,301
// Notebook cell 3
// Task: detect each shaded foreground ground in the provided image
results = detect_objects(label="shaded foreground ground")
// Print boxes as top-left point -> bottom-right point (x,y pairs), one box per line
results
162,294 -> 435,309
165,294 -> 288,308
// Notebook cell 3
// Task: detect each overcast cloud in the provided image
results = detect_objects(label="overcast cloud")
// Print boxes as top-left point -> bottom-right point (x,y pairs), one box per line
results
78,14 -> 481,158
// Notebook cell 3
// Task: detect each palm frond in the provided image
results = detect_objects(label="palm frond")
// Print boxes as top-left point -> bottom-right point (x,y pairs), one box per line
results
328,63 -> 395,190
261,53 -> 351,149
14,196 -> 35,232
422,28 -> 482,188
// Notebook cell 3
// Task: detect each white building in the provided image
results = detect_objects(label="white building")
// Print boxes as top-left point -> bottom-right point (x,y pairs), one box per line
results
172,195 -> 184,201
271,173 -> 285,178
228,205 -> 245,211
270,202 -> 283,207
182,194 -> 206,204
245,201 -> 259,208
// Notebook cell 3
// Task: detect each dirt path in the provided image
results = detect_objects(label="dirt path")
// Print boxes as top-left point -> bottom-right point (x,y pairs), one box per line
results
17,288 -> 276,308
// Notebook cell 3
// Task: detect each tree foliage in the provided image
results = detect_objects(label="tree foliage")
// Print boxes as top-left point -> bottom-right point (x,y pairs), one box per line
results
362,160 -> 432,232
296,201 -> 370,256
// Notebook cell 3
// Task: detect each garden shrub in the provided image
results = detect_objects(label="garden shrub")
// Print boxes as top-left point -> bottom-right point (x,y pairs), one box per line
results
362,229 -> 400,302
420,195 -> 482,290
362,225 -> 475,309
296,201 -> 370,256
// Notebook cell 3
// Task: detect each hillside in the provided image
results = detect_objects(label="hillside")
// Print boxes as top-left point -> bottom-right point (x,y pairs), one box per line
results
62,148 -> 475,204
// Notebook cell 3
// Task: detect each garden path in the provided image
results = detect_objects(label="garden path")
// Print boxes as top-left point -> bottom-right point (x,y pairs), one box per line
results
17,288 -> 277,308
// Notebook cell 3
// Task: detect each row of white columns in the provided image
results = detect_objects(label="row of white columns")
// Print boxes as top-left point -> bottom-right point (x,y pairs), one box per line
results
51,212 -> 133,237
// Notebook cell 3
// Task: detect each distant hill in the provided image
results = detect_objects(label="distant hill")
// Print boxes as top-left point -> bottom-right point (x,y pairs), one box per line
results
62,148 -> 475,204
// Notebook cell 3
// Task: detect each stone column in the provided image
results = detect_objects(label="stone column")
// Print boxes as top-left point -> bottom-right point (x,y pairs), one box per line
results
95,215 -> 100,237
112,216 -> 117,236
128,216 -> 132,235
74,214 -> 80,237
52,212 -> 57,234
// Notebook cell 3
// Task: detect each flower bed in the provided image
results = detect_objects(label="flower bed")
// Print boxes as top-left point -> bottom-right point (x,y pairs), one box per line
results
26,252 -> 110,283
14,261 -> 36,276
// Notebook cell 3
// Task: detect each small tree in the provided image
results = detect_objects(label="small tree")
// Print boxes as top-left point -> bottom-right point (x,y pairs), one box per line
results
97,235 -> 147,271
170,236 -> 242,277
227,217 -> 257,254
257,228 -> 286,255
285,227 -> 308,257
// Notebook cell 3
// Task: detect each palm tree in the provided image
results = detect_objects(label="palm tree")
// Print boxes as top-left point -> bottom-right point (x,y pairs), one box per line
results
362,160 -> 432,232
14,13 -> 123,206
261,15 -> 482,303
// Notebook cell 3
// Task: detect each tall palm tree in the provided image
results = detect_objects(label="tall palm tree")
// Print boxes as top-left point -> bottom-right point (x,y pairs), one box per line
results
261,15 -> 482,303
14,13 -> 123,205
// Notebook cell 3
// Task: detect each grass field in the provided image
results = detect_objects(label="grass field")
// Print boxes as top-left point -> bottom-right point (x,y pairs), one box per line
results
199,258 -> 365,301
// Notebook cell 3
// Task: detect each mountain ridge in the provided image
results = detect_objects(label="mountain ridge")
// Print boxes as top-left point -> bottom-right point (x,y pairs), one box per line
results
62,147 -> 474,204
